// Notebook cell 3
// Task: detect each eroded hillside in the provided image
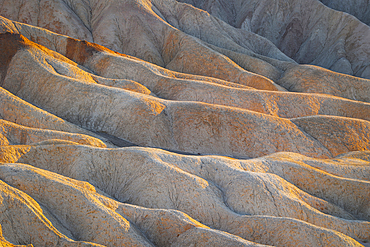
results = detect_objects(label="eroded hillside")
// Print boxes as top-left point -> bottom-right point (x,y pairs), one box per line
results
0,0 -> 369,246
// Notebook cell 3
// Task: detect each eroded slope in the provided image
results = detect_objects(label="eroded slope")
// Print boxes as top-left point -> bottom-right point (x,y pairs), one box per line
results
0,1 -> 369,246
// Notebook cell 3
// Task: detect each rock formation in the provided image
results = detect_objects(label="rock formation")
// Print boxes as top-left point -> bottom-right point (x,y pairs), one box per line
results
178,0 -> 370,78
0,0 -> 369,246
319,0 -> 370,26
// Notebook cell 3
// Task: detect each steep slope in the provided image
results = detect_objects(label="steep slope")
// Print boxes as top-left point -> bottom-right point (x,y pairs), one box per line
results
1,20 -> 370,158
179,0 -> 370,79
319,0 -> 370,26
0,1 -> 369,246
0,0 -> 285,91
2,0 -> 370,102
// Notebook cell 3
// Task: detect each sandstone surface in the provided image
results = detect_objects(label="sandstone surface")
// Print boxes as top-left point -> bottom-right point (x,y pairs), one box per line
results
0,1 -> 369,246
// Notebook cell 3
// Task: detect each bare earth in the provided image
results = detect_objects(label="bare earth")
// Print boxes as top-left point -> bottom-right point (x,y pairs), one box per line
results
0,0 -> 369,246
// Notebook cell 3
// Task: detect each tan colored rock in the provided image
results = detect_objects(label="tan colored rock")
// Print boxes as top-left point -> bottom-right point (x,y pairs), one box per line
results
4,144 -> 368,223
0,85 -> 112,146
0,164 -> 153,247
0,32 -> 337,158
0,0 -> 284,90
53,28 -> 370,118
252,150 -> 370,186
0,119 -> 106,147
292,115 -> 370,156
0,1 -> 369,246
0,179 -> 105,246
0,163 -> 267,246
100,201 -> 267,247
0,30 -> 366,158
4,14 -> 370,107
278,65 -> 370,102
1,144 -> 368,245
0,225 -> 32,247
0,161 -> 365,246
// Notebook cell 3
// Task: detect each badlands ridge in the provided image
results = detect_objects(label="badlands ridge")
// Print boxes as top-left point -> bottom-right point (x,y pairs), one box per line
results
0,0 -> 369,246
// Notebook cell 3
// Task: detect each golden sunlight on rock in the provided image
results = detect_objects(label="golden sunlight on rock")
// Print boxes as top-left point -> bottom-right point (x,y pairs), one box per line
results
0,0 -> 369,246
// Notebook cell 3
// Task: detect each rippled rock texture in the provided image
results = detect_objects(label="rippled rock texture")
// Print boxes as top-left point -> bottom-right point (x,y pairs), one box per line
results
0,0 -> 369,246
